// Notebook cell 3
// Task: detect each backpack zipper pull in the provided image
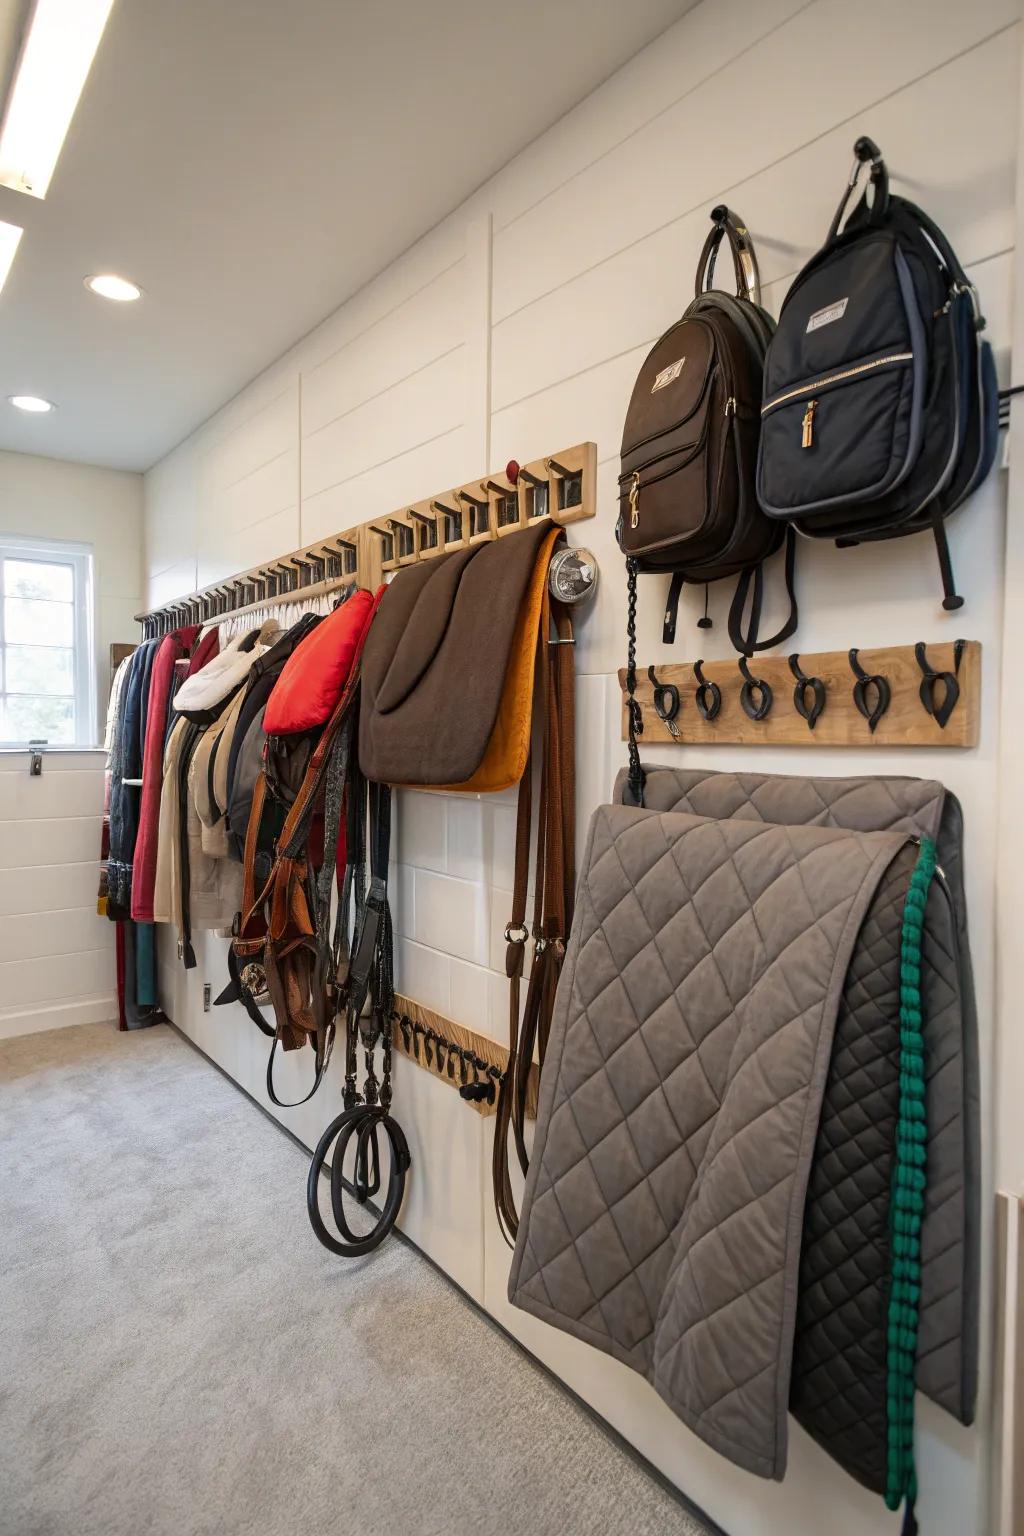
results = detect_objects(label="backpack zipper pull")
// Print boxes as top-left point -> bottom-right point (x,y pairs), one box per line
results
629,471 -> 640,528
802,398 -> 819,448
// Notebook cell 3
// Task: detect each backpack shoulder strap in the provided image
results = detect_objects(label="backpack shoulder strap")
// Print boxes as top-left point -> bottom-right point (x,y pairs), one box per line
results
727,526 -> 799,654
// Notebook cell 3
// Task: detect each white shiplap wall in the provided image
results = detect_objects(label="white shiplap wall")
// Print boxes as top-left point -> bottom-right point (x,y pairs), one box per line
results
144,2 -> 1021,1530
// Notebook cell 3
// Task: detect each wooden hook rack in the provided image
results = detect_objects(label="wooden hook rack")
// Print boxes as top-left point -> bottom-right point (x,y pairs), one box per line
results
391,994 -> 538,1120
135,441 -> 597,634
619,641 -> 981,749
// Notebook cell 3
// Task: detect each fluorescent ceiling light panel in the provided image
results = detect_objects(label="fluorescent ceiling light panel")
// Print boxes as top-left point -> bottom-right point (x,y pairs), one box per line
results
0,218 -> 23,292
0,0 -> 115,198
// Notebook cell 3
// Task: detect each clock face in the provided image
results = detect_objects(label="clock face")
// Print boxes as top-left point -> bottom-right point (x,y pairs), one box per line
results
550,547 -> 597,604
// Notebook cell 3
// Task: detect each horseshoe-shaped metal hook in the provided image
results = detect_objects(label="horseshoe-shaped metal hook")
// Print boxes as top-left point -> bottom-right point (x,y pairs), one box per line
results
648,665 -> 681,739
788,654 -> 826,731
915,640 -> 963,730
848,648 -> 891,734
738,655 -> 773,721
693,658 -> 722,721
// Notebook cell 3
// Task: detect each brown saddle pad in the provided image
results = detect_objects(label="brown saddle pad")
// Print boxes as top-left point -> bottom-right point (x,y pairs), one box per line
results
358,518 -> 556,786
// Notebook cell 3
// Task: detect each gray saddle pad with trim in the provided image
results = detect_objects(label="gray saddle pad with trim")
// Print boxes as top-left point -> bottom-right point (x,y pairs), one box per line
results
621,766 -> 979,1431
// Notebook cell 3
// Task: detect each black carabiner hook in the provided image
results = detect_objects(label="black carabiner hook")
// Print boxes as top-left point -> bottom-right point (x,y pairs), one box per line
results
693,658 -> 722,721
648,665 -> 681,739
788,654 -> 826,731
739,655 -> 772,721
849,648 -> 891,734
915,640 -> 964,730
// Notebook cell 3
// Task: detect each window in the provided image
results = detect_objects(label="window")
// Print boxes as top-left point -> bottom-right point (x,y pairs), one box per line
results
0,535 -> 95,747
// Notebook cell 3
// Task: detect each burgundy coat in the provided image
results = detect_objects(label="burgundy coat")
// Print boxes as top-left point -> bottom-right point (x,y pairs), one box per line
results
131,626 -> 198,921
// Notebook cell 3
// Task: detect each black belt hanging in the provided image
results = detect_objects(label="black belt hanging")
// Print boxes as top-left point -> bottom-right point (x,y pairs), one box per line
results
306,779 -> 411,1257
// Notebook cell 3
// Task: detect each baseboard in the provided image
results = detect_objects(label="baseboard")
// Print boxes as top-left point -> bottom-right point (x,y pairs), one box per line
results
0,994 -> 118,1040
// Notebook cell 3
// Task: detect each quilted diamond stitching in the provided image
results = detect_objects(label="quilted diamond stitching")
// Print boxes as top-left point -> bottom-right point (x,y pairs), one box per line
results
512,803 -> 902,1478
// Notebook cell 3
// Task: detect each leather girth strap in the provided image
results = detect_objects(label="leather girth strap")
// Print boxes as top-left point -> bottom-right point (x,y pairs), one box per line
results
492,583 -> 575,1246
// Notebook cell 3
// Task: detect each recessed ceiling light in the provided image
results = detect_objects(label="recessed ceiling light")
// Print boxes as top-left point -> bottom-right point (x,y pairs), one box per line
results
9,395 -> 54,413
85,273 -> 142,302
0,0 -> 115,199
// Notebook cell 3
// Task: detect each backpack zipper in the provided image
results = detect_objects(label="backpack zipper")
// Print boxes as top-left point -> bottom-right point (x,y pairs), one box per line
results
627,394 -> 736,529
761,352 -> 914,416
802,399 -> 818,448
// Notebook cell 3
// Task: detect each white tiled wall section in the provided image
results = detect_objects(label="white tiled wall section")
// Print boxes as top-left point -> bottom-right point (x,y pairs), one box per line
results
143,4 -> 1019,1531
0,752 -> 114,1038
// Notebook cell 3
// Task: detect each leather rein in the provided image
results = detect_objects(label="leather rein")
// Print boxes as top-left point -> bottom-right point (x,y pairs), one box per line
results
493,578 -> 576,1245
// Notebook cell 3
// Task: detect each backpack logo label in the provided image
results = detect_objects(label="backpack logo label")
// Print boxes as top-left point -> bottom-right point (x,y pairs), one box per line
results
806,297 -> 848,332
651,356 -> 685,392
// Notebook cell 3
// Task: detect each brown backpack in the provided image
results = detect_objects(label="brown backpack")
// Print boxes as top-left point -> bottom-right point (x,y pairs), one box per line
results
617,204 -> 796,657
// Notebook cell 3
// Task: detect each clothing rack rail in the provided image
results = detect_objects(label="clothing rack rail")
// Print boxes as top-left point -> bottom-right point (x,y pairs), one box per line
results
135,441 -> 597,636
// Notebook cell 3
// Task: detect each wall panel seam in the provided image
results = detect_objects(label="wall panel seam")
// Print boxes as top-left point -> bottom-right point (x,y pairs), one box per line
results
302,341 -> 465,443
304,256 -> 464,380
212,443 -> 294,496
492,0 -> 818,238
303,423 -> 463,499
492,18 -> 1019,328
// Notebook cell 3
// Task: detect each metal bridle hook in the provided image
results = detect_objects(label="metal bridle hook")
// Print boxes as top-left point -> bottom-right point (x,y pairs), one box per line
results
693,658 -> 722,722
788,654 -> 826,731
849,648 -> 891,734
738,655 -> 772,722
915,640 -> 963,730
647,665 -> 681,740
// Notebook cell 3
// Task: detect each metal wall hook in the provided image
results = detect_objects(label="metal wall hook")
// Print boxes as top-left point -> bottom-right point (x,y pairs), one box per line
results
738,655 -> 772,721
788,654 -> 826,730
915,639 -> 964,729
647,665 -> 680,739
693,658 -> 722,721
849,647 -> 891,734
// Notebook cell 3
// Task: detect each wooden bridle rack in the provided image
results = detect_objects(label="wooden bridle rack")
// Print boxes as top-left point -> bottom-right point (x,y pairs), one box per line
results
136,441 -> 597,635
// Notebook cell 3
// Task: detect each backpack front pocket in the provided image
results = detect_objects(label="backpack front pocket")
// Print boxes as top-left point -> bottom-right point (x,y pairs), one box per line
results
757,348 -> 922,516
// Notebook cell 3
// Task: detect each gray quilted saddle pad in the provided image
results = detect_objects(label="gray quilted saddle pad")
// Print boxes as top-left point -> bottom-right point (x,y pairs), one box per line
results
508,799 -> 912,1479
620,766 -> 979,1434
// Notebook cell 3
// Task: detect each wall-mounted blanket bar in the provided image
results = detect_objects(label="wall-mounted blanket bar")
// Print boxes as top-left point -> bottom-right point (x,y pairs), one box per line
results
620,640 -> 981,748
135,441 -> 597,634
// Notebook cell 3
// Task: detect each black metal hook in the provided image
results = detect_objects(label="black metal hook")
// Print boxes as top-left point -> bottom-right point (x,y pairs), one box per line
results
738,655 -> 772,721
915,640 -> 964,730
788,654 -> 826,731
693,659 -> 722,721
848,648 -> 892,734
647,665 -> 680,739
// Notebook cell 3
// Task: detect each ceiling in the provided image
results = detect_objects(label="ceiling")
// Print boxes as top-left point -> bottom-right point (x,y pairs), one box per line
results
0,0 -> 696,472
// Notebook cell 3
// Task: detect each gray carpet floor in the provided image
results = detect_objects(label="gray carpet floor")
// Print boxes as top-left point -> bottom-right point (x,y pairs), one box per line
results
0,1022 -> 712,1536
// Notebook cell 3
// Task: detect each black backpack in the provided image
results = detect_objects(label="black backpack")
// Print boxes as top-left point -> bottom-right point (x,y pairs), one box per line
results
618,206 -> 796,655
756,136 -> 998,609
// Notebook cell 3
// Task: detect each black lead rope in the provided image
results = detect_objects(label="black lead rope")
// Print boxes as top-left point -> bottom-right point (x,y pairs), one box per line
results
624,558 -> 646,807
307,779 -> 411,1257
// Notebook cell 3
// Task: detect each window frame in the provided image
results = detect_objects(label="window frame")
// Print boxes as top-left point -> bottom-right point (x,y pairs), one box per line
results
0,533 -> 96,749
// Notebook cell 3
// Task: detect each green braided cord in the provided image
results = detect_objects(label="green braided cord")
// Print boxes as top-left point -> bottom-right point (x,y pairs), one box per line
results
885,835 -> 936,1514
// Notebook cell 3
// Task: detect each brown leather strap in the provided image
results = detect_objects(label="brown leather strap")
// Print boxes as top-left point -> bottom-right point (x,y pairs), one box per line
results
493,568 -> 575,1246
230,590 -> 383,1064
